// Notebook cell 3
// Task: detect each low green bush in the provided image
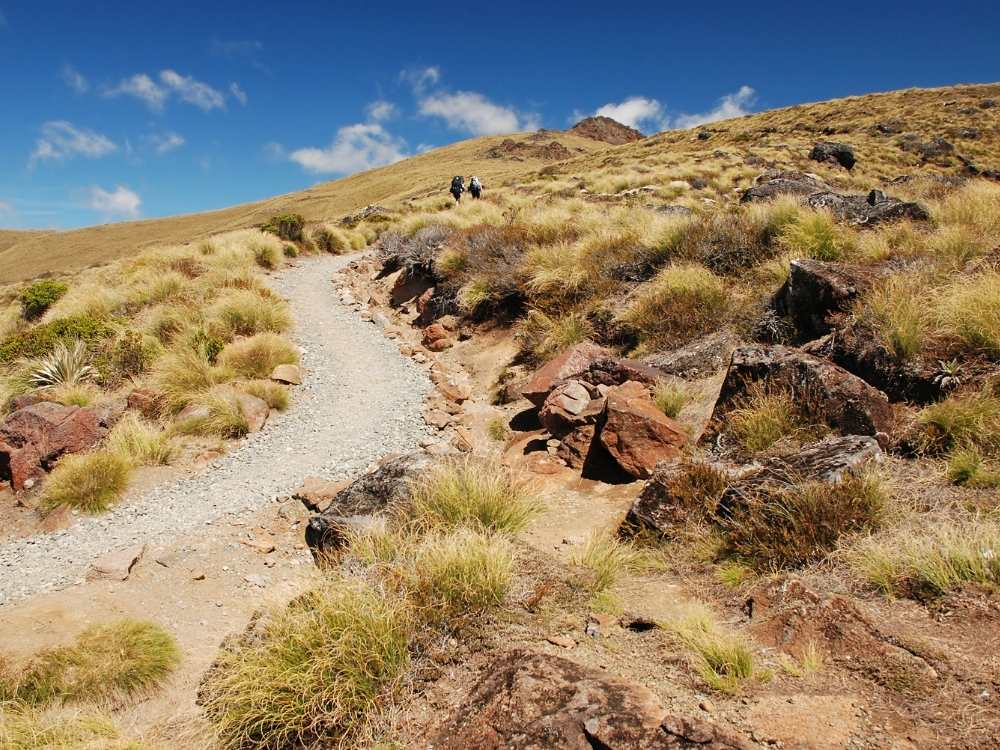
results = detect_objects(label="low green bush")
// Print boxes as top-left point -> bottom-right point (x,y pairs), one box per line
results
0,316 -> 113,363
19,279 -> 69,320
261,213 -> 305,242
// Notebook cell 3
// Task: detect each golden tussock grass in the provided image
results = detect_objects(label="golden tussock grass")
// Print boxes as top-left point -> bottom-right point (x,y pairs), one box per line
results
39,451 -> 131,514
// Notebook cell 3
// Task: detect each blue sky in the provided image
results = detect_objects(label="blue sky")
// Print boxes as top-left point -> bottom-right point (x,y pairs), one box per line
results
1,1 -> 999,229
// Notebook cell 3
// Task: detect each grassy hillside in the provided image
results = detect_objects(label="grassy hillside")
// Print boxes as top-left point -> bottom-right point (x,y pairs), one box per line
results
0,132 -> 605,283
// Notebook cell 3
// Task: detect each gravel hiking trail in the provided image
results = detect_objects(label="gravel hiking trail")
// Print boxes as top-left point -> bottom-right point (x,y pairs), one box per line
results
0,254 -> 432,606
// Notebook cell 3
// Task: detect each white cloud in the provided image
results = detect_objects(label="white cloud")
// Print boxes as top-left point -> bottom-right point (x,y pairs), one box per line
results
366,100 -> 396,122
149,131 -> 185,154
160,69 -> 226,111
400,66 -> 440,94
106,73 -> 168,110
30,121 -> 117,165
673,86 -> 756,129
593,96 -> 665,131
230,82 -> 248,106
61,64 -> 88,94
87,185 -> 141,219
289,123 -> 407,174
419,91 -> 535,136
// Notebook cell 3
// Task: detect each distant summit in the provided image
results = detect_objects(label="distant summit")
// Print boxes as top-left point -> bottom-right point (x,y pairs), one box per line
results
568,116 -> 645,145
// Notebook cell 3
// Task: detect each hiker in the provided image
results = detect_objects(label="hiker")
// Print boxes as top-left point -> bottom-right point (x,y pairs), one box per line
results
469,175 -> 483,200
450,175 -> 465,203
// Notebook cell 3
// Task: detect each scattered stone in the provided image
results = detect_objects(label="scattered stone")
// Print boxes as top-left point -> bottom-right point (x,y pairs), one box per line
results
291,476 -> 348,512
773,259 -> 872,340
0,402 -> 114,490
712,345 -> 893,437
809,141 -> 855,170
437,379 -> 471,404
270,364 -> 302,385
521,342 -> 611,406
539,381 -> 603,437
430,649 -> 751,749
600,381 -> 688,479
235,392 -> 269,433
126,388 -> 162,418
546,634 -> 576,649
740,170 -> 828,203
86,544 -> 145,582
425,409 -> 453,430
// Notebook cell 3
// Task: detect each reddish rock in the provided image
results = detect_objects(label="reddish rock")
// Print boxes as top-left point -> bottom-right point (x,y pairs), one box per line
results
127,388 -> 162,418
600,381 -> 688,479
235,392 -> 269,433
539,381 -> 604,437
87,544 -> 145,582
437,379 -> 471,404
415,287 -> 435,322
292,476 -> 349,512
9,393 -> 49,411
556,425 -> 596,469
423,323 -> 453,351
713,344 -> 893,436
524,451 -> 564,475
0,402 -> 111,490
431,649 -> 750,749
521,343 -> 610,407
569,116 -> 645,145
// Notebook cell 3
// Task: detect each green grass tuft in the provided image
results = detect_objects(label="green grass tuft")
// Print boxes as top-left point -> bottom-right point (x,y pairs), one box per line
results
40,451 -> 131,514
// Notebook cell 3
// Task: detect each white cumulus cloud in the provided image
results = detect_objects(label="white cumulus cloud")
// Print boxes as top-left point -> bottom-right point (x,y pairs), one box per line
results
400,66 -> 440,94
289,123 -> 407,175
87,185 -> 141,219
149,131 -> 185,154
366,100 -> 396,122
593,96 -> 665,131
419,91 -> 535,136
160,69 -> 226,111
61,64 -> 88,93
230,82 -> 248,106
30,121 -> 117,165
673,86 -> 757,129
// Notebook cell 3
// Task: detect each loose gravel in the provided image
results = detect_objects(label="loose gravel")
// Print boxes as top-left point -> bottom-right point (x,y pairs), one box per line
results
0,254 -> 432,605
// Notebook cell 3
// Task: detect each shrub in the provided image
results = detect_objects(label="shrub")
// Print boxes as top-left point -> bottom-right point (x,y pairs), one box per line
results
668,603 -> 758,693
654,381 -> 688,418
261,213 -> 305,242
486,416 -> 510,442
523,241 -> 590,303
200,580 -> 410,750
208,291 -> 292,340
40,451 -> 131,514
780,211 -> 854,261
28,341 -> 96,389
619,263 -> 728,350
403,529 -> 514,625
283,244 -> 298,258
219,333 -> 298,379
19,280 -> 68,320
9,619 -> 179,707
0,316 -> 112,363
110,330 -> 156,381
935,270 -> 1000,357
516,309 -> 593,363
848,518 -> 1000,598
408,457 -> 541,534
916,389 -> 1000,455
239,380 -> 290,411
106,413 -> 174,467
573,532 -> 661,592
722,471 -> 888,570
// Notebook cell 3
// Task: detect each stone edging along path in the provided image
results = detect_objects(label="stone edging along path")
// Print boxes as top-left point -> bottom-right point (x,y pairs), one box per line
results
0,254 -> 433,606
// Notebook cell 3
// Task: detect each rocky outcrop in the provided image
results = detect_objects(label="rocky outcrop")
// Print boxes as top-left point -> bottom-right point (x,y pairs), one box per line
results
898,134 -> 955,161
773,259 -> 872,340
521,343 -> 611,407
600,381 -> 688,479
568,116 -> 645,145
431,649 -> 750,749
713,344 -> 893,437
641,331 -> 741,379
484,139 -> 573,161
809,141 -> 856,170
740,170 -> 829,203
539,381 -> 603,437
0,402 -> 118,490
805,189 -> 929,226
305,451 -> 431,557
623,461 -> 730,537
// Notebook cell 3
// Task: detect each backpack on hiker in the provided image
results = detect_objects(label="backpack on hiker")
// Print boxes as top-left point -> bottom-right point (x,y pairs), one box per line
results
450,175 -> 465,203
469,176 -> 482,199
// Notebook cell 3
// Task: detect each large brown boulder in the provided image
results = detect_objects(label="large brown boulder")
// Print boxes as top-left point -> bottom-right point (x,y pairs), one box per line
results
712,344 -> 893,437
568,116 -> 644,145
521,343 -> 610,407
431,649 -> 750,749
0,402 -> 114,490
600,381 -> 688,479
539,380 -> 604,437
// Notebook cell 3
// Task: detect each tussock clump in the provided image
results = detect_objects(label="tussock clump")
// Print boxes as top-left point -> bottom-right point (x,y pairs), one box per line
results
173,390 -> 249,439
619,263 -> 729,351
239,380 -> 290,411
935,270 -> 1000,357
106,413 -> 174,467
861,275 -> 929,360
722,471 -> 889,570
515,309 -> 594,363
0,705 -> 142,750
946,445 -> 1000,487
408,457 -> 541,534
573,531 -> 662,592
40,451 -> 131,514
653,381 -> 689,418
8,619 -> 179,707
152,346 -> 230,414
848,518 -> 1000,598
668,602 -> 759,693
219,333 -> 299,379
916,388 -> 1000,455
261,213 -> 305,242
208,291 -> 291,340
722,382 -> 823,456
780,211 -> 855,261
200,580 -> 411,750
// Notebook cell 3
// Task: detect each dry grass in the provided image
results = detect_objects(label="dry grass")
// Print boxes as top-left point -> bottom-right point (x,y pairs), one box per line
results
723,383 -> 810,456
208,291 -> 292,341
106,413 -> 175,467
200,579 -> 411,750
780,211 -> 855,261
39,451 -> 131,514
239,380 -> 290,411
407,457 -> 541,534
6,619 -> 179,707
653,381 -> 689,418
152,346 -> 231,414
219,333 -> 299,379
916,388 -> 1000,455
516,309 -> 594,363
935,271 -> 1000,357
573,531 -> 662,592
667,602 -> 760,693
172,390 -> 249,439
0,705 -> 146,750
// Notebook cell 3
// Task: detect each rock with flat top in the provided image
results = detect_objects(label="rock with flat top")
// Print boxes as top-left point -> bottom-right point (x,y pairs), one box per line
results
521,343 -> 611,407
600,381 -> 688,479
292,476 -> 348,512
270,364 -> 302,385
87,544 -> 146,581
